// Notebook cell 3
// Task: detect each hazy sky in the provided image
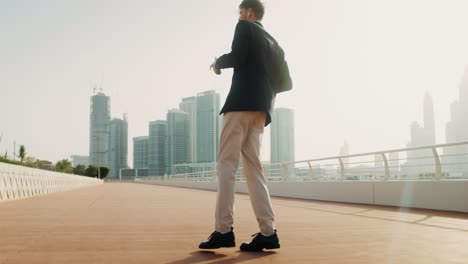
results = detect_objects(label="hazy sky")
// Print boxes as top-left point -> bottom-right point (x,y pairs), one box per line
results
1,0 -> 468,164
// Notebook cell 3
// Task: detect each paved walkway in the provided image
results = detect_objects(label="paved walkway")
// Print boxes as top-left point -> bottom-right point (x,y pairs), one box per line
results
0,183 -> 467,264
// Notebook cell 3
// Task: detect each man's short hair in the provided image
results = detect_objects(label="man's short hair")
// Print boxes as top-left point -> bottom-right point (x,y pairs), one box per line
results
239,0 -> 265,20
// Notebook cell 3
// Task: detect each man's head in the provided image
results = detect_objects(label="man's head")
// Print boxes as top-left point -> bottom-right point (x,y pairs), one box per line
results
238,0 -> 264,21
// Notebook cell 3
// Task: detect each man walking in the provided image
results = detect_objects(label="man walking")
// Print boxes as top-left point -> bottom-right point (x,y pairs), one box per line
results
199,0 -> 290,252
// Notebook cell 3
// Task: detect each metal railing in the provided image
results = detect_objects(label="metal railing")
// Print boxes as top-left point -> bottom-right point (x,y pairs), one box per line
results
139,141 -> 468,182
0,162 -> 103,202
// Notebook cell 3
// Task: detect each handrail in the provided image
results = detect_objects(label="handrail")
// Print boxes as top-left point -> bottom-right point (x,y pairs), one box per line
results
279,141 -> 468,166
136,141 -> 468,182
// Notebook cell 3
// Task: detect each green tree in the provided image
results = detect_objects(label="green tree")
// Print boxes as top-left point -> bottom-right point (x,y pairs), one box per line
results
73,164 -> 87,176
84,165 -> 109,179
19,145 -> 26,163
85,165 -> 98,177
55,159 -> 73,174
98,167 -> 109,179
24,157 -> 37,168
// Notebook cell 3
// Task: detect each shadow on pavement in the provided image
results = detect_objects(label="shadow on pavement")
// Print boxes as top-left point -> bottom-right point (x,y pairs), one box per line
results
166,250 -> 277,264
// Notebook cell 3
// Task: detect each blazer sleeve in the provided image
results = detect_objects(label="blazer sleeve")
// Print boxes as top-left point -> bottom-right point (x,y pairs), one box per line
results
215,21 -> 250,69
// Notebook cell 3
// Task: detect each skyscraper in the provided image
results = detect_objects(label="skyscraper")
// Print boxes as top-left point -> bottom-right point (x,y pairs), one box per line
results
149,120 -> 168,176
196,90 -> 220,163
445,66 -> 468,176
270,108 -> 295,164
179,96 -> 197,163
404,93 -> 436,174
89,91 -> 110,168
133,136 -> 149,169
107,116 -> 128,179
408,93 -> 436,147
446,66 -> 468,143
424,93 -> 436,144
167,109 -> 190,174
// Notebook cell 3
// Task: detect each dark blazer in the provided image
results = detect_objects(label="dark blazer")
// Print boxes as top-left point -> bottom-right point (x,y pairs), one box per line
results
215,20 -> 279,126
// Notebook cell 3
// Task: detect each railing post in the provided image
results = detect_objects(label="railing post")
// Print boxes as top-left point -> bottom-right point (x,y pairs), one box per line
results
263,164 -> 270,180
381,153 -> 390,181
338,158 -> 345,180
280,163 -> 288,181
307,161 -> 314,180
432,147 -> 442,180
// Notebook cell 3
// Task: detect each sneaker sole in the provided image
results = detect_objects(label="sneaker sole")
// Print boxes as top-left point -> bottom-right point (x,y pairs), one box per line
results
240,243 -> 280,251
265,243 -> 280,250
199,242 -> 236,249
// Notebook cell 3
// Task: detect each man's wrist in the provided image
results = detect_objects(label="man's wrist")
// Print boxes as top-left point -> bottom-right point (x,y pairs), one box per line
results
214,57 -> 222,70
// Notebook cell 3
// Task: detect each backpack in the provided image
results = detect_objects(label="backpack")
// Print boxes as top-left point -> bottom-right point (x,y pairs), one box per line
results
251,22 -> 293,94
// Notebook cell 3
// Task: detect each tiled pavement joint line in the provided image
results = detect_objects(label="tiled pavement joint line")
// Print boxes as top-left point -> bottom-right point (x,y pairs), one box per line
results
412,215 -> 433,224
88,194 -> 104,208
137,184 -> 468,233
222,189 -> 468,233
272,202 -> 468,232
416,223 -> 468,232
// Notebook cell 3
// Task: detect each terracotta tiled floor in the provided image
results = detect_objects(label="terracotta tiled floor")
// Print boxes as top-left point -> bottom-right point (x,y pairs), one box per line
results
0,183 -> 467,263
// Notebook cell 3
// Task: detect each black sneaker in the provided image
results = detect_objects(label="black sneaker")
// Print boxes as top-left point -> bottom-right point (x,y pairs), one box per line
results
240,230 -> 280,252
199,227 -> 236,249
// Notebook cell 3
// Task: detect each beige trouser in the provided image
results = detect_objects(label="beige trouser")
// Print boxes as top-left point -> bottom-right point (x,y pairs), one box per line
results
215,111 -> 275,235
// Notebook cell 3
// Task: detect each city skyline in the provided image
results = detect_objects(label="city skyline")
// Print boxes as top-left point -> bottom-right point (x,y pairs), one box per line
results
85,88 -> 296,174
4,70 -> 468,166
80,73 -> 468,175
142,90 -> 221,175
2,0 -> 468,164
